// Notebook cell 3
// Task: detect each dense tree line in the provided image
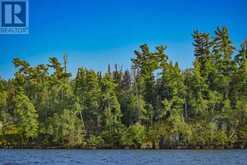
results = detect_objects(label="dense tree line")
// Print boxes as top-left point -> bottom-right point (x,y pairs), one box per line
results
0,27 -> 247,149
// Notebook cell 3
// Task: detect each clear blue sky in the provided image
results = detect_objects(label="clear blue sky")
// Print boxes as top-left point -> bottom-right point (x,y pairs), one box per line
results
1,0 -> 247,79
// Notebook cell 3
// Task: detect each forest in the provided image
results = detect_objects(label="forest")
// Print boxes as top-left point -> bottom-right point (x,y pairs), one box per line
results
0,27 -> 247,149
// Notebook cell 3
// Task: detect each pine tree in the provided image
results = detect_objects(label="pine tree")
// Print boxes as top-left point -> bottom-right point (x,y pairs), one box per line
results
75,68 -> 101,135
100,74 -> 125,146
212,27 -> 236,99
13,73 -> 39,144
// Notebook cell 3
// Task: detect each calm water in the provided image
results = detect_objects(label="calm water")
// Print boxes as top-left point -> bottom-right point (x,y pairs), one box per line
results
0,149 -> 246,165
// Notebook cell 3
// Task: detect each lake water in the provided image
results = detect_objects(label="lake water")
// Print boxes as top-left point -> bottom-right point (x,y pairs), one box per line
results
0,149 -> 246,165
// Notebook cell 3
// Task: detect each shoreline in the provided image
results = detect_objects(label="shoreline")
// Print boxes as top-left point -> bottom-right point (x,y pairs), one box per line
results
1,145 -> 246,150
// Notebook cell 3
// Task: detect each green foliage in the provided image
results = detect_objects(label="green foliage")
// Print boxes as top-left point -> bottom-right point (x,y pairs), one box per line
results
191,122 -> 217,146
46,109 -> 85,145
75,68 -> 101,134
87,135 -> 104,146
124,95 -> 147,125
100,74 -> 125,146
14,88 -> 39,143
0,27 -> 246,148
121,123 -> 145,148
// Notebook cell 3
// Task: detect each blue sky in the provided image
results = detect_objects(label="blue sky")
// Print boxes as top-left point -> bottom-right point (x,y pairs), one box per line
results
0,0 -> 247,79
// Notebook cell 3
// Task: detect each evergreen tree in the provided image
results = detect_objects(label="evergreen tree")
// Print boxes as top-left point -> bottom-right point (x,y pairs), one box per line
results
74,68 -> 101,135
13,73 -> 39,144
0,27 -> 247,148
100,74 -> 125,146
